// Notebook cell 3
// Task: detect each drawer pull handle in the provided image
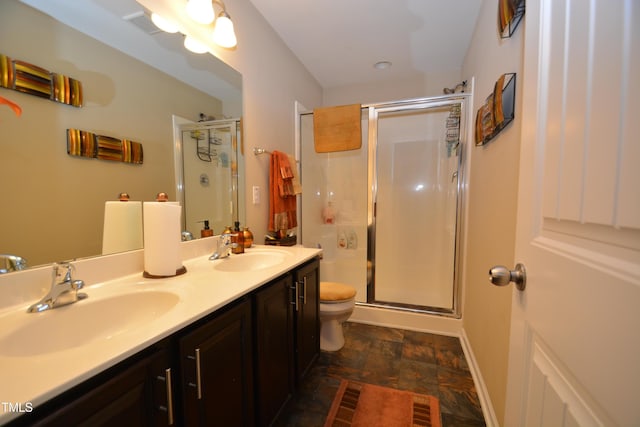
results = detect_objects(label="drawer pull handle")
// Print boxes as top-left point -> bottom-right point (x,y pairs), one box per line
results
157,368 -> 174,425
293,282 -> 300,312
165,368 -> 174,425
195,348 -> 203,399
302,276 -> 307,305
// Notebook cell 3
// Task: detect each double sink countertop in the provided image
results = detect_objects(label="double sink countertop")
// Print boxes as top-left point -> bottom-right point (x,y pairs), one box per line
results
0,243 -> 321,424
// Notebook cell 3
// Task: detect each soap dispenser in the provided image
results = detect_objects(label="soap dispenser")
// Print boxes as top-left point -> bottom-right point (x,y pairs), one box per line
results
232,221 -> 244,254
200,220 -> 213,237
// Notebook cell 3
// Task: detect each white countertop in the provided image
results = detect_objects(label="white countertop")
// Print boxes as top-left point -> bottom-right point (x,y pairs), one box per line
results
0,244 -> 321,424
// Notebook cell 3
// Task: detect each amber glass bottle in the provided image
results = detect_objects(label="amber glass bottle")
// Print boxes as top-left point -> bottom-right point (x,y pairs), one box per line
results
232,221 -> 244,254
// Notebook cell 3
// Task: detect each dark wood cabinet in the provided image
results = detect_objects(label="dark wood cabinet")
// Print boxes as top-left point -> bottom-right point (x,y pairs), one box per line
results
179,297 -> 254,427
293,259 -> 320,382
254,258 -> 320,426
8,257 -> 319,427
19,341 -> 173,427
254,275 -> 294,426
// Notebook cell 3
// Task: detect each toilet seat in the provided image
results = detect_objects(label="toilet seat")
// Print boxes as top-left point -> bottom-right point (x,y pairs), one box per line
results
320,281 -> 356,302
319,282 -> 356,351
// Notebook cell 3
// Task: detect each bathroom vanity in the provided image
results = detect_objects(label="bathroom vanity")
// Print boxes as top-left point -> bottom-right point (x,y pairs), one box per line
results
0,244 -> 321,426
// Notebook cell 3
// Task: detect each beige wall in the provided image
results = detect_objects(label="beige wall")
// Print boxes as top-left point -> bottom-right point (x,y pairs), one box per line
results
461,0 -> 524,423
209,1 -> 324,238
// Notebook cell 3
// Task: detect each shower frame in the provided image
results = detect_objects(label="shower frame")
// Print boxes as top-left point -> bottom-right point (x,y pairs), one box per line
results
299,94 -> 470,318
365,95 -> 469,318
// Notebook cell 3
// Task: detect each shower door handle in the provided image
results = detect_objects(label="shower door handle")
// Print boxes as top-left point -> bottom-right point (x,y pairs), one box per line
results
451,171 -> 458,182
489,263 -> 526,291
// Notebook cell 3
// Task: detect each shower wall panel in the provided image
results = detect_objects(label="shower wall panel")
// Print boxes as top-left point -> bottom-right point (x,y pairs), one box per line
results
300,113 -> 369,301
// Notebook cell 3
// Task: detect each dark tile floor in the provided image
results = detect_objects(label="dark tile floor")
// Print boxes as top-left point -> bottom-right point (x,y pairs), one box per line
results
276,322 -> 486,427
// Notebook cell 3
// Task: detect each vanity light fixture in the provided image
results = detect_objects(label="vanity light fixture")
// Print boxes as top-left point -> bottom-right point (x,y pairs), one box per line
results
150,13 -> 179,33
212,10 -> 237,48
186,0 -> 215,24
184,35 -> 209,54
147,0 -> 238,50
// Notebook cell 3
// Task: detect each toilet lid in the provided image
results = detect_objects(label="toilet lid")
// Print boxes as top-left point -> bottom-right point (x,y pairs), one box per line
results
320,281 -> 356,301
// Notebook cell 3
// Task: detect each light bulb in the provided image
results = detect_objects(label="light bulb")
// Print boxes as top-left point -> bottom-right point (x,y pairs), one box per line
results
184,35 -> 208,54
150,13 -> 179,33
186,0 -> 214,25
212,13 -> 237,48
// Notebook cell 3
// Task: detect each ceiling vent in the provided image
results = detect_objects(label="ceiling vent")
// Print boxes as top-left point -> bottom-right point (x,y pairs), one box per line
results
122,10 -> 161,35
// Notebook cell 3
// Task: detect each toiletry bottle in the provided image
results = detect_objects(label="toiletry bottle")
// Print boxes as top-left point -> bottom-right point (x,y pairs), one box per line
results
347,229 -> 358,249
337,229 -> 348,249
242,227 -> 254,248
232,221 -> 244,254
322,201 -> 335,224
200,220 -> 213,237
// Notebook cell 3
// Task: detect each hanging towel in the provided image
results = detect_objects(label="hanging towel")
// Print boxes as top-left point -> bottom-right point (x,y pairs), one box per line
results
287,154 -> 302,194
313,104 -> 362,153
269,151 -> 298,231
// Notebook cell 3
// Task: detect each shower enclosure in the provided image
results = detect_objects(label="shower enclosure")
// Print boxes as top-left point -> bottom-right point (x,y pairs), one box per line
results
175,118 -> 244,237
299,95 -> 468,316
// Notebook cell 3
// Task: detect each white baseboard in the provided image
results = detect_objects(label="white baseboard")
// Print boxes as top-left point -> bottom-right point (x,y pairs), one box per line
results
459,329 -> 499,427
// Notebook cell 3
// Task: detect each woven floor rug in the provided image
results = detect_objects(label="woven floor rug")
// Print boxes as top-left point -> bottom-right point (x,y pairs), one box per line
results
324,379 -> 442,427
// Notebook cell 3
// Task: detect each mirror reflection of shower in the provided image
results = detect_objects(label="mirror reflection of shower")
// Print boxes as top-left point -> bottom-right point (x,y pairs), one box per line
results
176,118 -> 243,238
299,95 -> 469,316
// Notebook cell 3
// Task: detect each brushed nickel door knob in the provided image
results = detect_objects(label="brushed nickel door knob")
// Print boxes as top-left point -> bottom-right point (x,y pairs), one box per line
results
489,263 -> 526,291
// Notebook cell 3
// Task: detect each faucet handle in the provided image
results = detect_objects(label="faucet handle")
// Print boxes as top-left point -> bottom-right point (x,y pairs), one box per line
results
53,261 -> 75,283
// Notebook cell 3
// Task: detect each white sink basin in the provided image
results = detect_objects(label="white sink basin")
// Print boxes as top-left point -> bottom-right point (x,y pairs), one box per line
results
213,249 -> 289,272
0,290 -> 180,357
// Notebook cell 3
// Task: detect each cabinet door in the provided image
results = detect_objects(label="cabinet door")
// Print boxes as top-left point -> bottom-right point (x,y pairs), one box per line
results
179,298 -> 254,427
294,259 -> 320,381
26,346 -> 171,427
254,275 -> 294,426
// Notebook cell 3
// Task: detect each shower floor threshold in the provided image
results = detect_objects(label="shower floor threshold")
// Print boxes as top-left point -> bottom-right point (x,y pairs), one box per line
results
358,301 -> 460,318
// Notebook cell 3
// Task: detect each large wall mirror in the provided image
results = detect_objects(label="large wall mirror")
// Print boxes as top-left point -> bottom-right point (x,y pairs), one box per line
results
0,0 -> 243,271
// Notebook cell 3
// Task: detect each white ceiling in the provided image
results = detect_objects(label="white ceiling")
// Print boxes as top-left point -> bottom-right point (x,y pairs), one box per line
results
248,0 -> 483,89
22,0 -> 482,93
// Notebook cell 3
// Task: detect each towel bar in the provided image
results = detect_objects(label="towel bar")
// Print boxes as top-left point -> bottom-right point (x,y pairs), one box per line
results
253,147 -> 271,155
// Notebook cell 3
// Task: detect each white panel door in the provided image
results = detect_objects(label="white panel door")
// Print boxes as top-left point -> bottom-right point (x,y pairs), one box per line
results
504,0 -> 640,426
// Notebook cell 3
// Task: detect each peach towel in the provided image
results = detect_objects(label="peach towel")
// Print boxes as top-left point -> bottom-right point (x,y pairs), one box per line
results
313,104 -> 362,153
269,151 -> 298,231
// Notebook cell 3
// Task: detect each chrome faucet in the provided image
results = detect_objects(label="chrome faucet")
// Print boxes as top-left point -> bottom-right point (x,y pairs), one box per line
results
27,262 -> 88,313
0,254 -> 27,274
209,232 -> 234,260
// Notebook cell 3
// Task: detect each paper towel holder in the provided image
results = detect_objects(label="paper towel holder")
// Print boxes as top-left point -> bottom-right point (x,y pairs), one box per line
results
143,265 -> 187,279
142,193 -> 187,279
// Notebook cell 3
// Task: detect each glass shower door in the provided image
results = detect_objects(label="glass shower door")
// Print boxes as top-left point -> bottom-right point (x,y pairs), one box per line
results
369,100 -> 463,311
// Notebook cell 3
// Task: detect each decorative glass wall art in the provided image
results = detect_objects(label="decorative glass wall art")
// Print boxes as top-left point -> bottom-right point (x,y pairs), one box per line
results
475,73 -> 516,146
0,53 -> 83,107
67,129 -> 144,164
498,0 -> 525,38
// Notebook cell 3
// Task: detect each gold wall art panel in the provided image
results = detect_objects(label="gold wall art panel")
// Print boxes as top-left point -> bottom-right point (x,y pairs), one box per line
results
67,129 -> 144,164
0,53 -> 83,107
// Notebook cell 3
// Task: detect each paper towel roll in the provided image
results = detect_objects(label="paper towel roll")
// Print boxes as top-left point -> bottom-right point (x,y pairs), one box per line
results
143,202 -> 183,277
102,201 -> 143,255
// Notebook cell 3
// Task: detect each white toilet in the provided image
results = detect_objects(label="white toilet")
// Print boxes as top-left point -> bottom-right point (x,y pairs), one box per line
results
319,281 -> 356,351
